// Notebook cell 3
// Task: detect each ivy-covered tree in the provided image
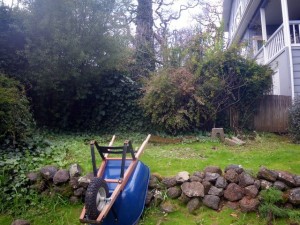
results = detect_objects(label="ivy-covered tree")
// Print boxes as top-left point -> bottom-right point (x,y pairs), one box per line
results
135,0 -> 155,78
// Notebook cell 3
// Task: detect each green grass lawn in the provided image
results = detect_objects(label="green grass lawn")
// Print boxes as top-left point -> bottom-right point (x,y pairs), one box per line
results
1,132 -> 300,225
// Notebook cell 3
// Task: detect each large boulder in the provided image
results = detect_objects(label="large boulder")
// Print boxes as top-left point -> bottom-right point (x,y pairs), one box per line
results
176,171 -> 190,184
69,164 -> 82,178
193,171 -> 205,179
273,181 -> 288,191
190,175 -> 202,182
224,169 -> 239,183
145,191 -> 154,206
187,198 -> 201,213
149,174 -> 161,189
167,187 -> 182,199
78,173 -> 94,188
238,172 -> 254,188
244,185 -> 259,198
204,172 -> 220,183
254,180 -> 261,189
161,177 -> 177,188
257,167 -> 278,182
69,177 -> 79,189
53,169 -> 70,185
74,187 -> 85,197
40,165 -> 58,181
181,182 -> 204,197
204,166 -> 222,176
239,197 -> 260,212
202,180 -> 212,195
208,186 -> 223,197
224,165 -> 244,174
260,179 -> 273,190
224,183 -> 244,201
203,195 -> 220,210
215,176 -> 228,189
294,175 -> 300,187
277,171 -> 296,187
288,187 -> 300,205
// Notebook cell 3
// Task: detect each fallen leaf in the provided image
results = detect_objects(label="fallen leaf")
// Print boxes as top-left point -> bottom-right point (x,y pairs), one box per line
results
230,213 -> 238,218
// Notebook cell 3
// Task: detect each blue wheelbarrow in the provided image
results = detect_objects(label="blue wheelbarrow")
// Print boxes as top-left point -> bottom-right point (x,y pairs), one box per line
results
79,135 -> 151,225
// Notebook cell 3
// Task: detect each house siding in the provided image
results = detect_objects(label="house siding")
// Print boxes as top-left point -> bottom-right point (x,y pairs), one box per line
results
268,47 -> 292,96
292,47 -> 300,96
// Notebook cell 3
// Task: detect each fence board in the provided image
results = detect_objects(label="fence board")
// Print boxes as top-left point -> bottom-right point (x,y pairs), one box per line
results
253,95 -> 291,132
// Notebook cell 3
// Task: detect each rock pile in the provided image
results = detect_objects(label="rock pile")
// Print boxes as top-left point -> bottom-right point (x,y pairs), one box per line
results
26,163 -> 300,216
146,165 -> 300,214
27,164 -> 93,203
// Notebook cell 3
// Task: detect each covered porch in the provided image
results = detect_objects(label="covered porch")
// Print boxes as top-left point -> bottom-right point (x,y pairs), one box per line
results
252,0 -> 300,63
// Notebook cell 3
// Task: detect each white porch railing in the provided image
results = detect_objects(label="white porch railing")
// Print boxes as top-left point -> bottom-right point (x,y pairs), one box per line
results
255,21 -> 300,64
264,24 -> 285,62
290,20 -> 300,45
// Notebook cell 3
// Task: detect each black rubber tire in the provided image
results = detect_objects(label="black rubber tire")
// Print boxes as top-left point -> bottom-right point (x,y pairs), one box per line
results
85,177 -> 109,220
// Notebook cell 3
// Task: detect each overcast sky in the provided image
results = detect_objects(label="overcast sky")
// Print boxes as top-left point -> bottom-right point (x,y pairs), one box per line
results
2,0 -> 222,30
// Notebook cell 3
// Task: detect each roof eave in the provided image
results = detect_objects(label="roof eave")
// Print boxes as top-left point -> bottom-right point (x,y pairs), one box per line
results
223,0 -> 233,31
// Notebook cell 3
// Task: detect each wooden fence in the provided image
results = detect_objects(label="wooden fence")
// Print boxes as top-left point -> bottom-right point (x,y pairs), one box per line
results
253,95 -> 292,133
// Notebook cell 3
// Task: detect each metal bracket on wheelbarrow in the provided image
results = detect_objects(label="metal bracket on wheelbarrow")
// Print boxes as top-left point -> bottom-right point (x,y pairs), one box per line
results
79,134 -> 151,225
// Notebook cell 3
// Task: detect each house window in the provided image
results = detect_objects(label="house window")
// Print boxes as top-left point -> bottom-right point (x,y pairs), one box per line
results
252,36 -> 263,53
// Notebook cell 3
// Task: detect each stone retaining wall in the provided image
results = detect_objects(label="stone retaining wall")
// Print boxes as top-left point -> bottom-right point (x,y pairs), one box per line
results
26,164 -> 300,214
146,165 -> 300,214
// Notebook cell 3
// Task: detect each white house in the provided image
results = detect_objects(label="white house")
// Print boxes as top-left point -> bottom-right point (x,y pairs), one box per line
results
223,0 -> 300,99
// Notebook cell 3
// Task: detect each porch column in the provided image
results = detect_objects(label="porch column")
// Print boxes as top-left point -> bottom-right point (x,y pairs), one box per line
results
260,8 -> 267,63
260,8 -> 267,42
281,0 -> 291,46
281,0 -> 295,99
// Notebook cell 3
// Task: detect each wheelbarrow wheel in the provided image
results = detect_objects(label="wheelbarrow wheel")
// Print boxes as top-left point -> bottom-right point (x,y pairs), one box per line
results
85,177 -> 109,220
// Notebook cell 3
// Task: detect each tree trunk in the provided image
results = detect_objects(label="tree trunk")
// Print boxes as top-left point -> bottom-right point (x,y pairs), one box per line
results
135,0 -> 155,79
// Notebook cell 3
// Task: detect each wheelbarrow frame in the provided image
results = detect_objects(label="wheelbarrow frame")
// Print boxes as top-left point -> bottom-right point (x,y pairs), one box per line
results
79,134 -> 151,224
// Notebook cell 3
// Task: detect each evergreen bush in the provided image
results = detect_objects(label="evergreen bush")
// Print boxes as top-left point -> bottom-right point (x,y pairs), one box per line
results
288,97 -> 300,143
0,74 -> 34,148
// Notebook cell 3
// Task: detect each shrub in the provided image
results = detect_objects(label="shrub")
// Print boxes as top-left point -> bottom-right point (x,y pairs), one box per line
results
196,46 -> 273,131
0,74 -> 34,147
140,68 -> 208,133
259,188 -> 300,223
288,97 -> 300,143
140,47 -> 273,133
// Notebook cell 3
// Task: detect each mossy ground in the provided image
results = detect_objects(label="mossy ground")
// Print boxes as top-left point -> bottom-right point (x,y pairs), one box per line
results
1,132 -> 299,225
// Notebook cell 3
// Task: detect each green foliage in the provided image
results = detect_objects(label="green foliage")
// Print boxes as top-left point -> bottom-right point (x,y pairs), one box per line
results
259,188 -> 300,222
288,97 -> 300,143
0,74 -> 34,147
0,133 -> 69,214
18,0 -> 146,131
0,5 -> 27,77
196,46 -> 273,129
140,68 -> 207,133
141,47 -> 273,133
